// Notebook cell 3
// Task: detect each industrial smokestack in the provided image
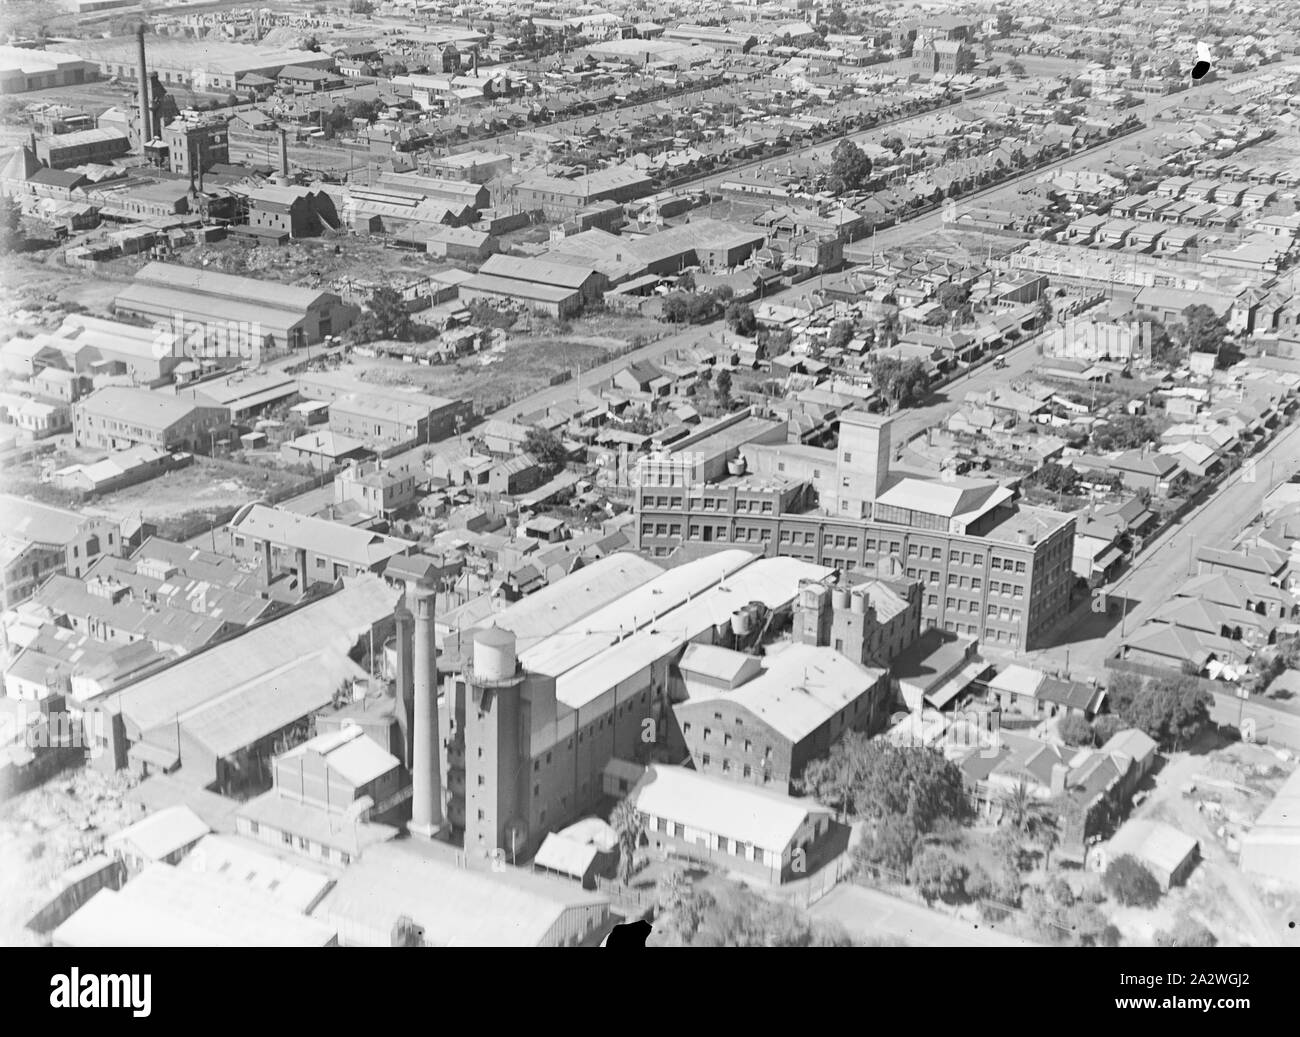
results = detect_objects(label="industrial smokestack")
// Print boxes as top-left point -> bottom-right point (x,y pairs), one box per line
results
393,592 -> 414,769
408,578 -> 443,839
136,27 -> 151,153
279,127 -> 290,180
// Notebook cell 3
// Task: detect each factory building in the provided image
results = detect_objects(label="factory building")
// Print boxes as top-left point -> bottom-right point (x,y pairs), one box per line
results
228,503 -> 415,588
636,411 -> 1076,650
114,262 -> 357,356
439,551 -> 836,860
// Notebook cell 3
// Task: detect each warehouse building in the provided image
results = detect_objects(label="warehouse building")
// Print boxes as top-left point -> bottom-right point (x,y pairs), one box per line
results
34,127 -> 130,169
633,764 -> 834,884
325,390 -> 471,448
228,503 -> 415,588
13,313 -> 190,386
114,262 -> 356,357
84,576 -> 402,789
52,861 -> 338,947
512,166 -> 654,219
457,274 -> 583,319
72,36 -> 334,94
0,46 -> 96,93
672,642 -> 890,794
447,551 -> 835,856
73,386 -> 228,453
314,839 -> 613,947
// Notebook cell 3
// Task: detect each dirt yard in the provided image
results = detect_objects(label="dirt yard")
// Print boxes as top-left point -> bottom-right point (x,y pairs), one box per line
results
0,253 -> 131,324
0,767 -> 145,948
351,313 -> 665,410
80,462 -> 301,534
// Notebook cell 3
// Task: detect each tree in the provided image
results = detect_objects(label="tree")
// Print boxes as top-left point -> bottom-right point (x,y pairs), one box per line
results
828,138 -> 873,194
869,356 -> 931,410
1104,854 -> 1162,907
1006,60 -> 1026,77
996,11 -> 1014,36
1156,917 -> 1217,947
522,425 -> 569,474
349,0 -> 373,11
936,281 -> 969,315
0,196 -> 23,255
881,135 -> 905,154
1059,713 -> 1096,747
1091,714 -> 1125,745
827,320 -> 855,351
1035,462 -> 1081,495
1068,78 -> 1089,97
909,846 -> 968,905
802,735 -> 970,833
1091,414 -> 1157,452
1107,673 -> 1213,751
1177,304 -> 1228,361
689,886 -> 851,947
610,798 -> 644,885
714,368 -> 732,408
955,48 -> 976,74
1147,319 -> 1183,366
856,811 -> 920,873
725,301 -> 757,336
366,286 -> 413,340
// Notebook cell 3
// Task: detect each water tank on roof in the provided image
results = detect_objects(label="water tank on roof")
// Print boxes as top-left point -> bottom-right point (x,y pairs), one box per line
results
832,587 -> 851,610
473,625 -> 516,681
850,592 -> 868,616
731,608 -> 753,637
727,455 -> 747,476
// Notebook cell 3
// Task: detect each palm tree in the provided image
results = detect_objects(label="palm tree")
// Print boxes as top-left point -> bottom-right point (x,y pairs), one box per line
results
611,798 -> 644,886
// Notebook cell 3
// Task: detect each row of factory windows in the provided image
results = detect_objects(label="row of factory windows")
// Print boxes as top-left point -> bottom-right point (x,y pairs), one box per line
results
644,814 -> 773,865
908,570 -> 1027,597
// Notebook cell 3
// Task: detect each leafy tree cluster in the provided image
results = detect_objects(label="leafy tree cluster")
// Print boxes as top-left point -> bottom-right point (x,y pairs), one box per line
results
662,286 -> 732,326
828,138 -> 873,195
1176,303 -> 1232,367
1033,461 -> 1082,496
1155,916 -> 1217,947
350,286 -> 414,342
521,426 -> 569,474
1091,414 -> 1158,452
725,301 -> 757,336
1103,853 -> 1162,907
869,355 -> 931,410
656,875 -> 851,946
1106,672 -> 1213,750
802,735 -> 970,876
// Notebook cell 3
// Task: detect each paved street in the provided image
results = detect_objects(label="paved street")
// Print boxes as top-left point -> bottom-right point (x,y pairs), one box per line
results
1021,421 -> 1300,684
809,883 -> 1040,947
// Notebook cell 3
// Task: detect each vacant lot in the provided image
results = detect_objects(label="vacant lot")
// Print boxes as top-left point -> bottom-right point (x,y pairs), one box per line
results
353,313 -> 666,410
81,461 -> 300,535
0,253 -> 130,322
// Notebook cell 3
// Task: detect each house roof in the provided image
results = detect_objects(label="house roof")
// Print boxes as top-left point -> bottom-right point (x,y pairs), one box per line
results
105,805 -> 210,861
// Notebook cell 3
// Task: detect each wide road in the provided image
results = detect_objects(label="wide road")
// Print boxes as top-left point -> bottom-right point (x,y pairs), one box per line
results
810,883 -> 1040,947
